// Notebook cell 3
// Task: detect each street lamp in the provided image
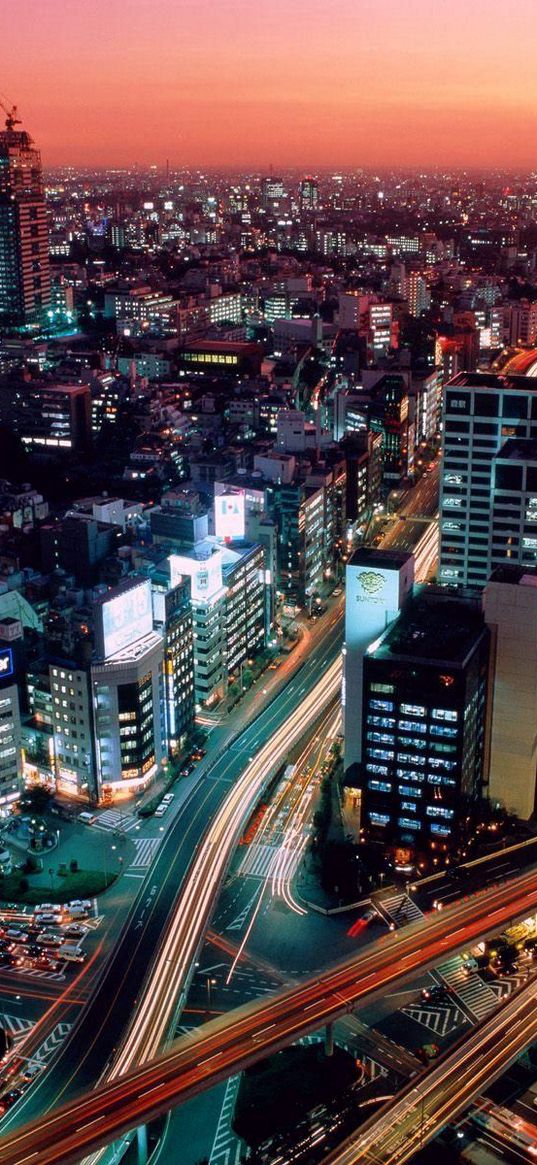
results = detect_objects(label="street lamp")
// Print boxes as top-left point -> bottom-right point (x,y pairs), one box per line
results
206,977 -> 217,1010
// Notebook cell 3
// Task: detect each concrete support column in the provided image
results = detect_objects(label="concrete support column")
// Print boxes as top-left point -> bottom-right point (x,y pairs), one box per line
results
324,1022 -> 334,1057
137,1125 -> 148,1165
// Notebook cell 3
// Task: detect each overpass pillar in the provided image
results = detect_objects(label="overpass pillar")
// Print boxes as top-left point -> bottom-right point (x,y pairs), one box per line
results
137,1125 -> 148,1165
324,1022 -> 334,1057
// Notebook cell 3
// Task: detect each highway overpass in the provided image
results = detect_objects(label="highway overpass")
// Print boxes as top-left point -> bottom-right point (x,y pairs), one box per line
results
2,865 -> 537,1165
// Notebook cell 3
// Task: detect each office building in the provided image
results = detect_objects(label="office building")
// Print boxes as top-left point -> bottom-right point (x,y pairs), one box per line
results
299,176 -> 319,211
151,577 -> 195,757
0,108 -> 51,326
92,579 -> 164,800
222,543 -> 266,676
49,663 -> 97,801
0,382 -> 92,454
170,548 -> 227,706
343,549 -> 414,777
0,619 -> 23,808
439,372 -> 537,587
483,567 -> 537,819
360,591 -> 490,866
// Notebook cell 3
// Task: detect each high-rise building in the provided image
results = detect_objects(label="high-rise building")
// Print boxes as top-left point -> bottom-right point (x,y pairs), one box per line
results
359,591 -> 490,866
0,108 -> 51,326
343,549 -> 414,779
299,176 -> 319,212
439,372 -> 537,587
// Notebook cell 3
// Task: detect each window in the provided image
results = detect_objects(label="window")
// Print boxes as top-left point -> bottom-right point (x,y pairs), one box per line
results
367,716 -> 396,729
432,709 -> 458,721
426,805 -> 454,819
398,817 -> 419,831
400,704 -> 426,717
399,720 -> 426,734
369,812 -> 390,826
430,724 -> 457,738
401,800 -> 417,813
399,784 -> 423,797
366,764 -> 389,776
430,823 -> 451,837
368,748 -> 395,761
368,780 -> 391,793
370,699 -> 394,712
367,732 -> 394,744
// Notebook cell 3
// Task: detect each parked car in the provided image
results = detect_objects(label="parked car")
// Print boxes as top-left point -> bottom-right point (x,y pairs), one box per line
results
35,932 -> 62,947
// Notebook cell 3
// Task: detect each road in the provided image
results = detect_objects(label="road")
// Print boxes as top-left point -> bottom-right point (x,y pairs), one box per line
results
324,975 -> 537,1165
0,614 -> 344,1135
3,865 -> 537,1164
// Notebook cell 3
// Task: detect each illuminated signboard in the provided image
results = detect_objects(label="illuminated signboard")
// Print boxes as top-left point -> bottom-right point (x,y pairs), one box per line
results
214,490 -> 246,541
170,552 -> 223,603
0,648 -> 13,680
96,581 -> 153,660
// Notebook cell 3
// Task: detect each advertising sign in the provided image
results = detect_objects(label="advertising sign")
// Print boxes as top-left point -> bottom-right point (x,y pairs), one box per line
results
97,581 -> 153,659
214,490 -> 246,541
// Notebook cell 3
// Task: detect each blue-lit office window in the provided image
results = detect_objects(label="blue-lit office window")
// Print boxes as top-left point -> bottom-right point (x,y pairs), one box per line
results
432,708 -> 458,721
399,720 -> 427,734
368,780 -> 392,793
369,812 -> 390,826
367,716 -> 396,729
400,800 -> 418,813
366,763 -> 389,775
400,704 -> 426,717
370,698 -> 394,712
398,817 -> 419,831
399,784 -> 423,797
426,805 -> 454,819
430,725 -> 458,738
430,823 -> 451,836
398,753 -> 426,766
367,732 -> 394,744
368,748 -> 395,761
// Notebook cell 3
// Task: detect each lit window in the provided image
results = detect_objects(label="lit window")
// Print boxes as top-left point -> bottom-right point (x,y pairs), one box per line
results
398,817 -> 419,831
369,812 -> 390,826
400,704 -> 426,717
368,780 -> 391,793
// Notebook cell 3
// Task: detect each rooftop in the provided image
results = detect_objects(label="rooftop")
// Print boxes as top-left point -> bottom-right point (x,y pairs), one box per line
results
448,371 -> 537,392
371,593 -> 485,666
348,547 -> 414,573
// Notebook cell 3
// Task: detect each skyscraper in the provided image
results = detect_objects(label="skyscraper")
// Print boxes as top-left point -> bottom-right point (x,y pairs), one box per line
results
439,371 -> 537,587
0,106 -> 51,326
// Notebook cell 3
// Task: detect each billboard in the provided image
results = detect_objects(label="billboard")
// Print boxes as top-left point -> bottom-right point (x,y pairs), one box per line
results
170,552 -> 223,603
96,580 -> 153,660
214,489 -> 246,541
0,648 -> 13,680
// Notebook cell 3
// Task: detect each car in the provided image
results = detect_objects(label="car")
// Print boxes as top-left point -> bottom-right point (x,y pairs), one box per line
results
68,907 -> 89,921
34,913 -> 60,927
154,803 -> 168,818
78,811 -> 96,825
22,1064 -> 42,1082
162,793 -> 174,805
34,903 -> 62,914
421,984 -> 450,1003
64,923 -> 87,939
35,932 -> 62,947
68,900 -> 92,913
59,943 -> 86,963
5,928 -> 29,943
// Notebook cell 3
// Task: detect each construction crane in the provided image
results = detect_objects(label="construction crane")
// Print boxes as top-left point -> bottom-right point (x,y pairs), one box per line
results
0,96 -> 21,132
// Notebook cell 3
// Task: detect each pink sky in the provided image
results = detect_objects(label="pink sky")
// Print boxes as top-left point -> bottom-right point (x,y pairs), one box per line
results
3,0 -> 537,168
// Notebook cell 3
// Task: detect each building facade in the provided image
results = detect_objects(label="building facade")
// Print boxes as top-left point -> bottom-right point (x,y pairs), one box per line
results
0,111 -> 51,326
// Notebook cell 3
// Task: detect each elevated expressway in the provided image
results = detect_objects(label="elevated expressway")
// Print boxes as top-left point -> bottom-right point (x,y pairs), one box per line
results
325,974 -> 537,1165
2,865 -> 537,1165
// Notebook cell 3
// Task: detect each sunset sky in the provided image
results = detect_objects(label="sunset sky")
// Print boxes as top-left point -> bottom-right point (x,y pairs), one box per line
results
4,0 -> 537,169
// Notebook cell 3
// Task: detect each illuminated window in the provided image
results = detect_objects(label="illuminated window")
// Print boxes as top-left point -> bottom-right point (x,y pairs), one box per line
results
400,704 -> 426,717
369,812 -> 390,826
398,817 -> 419,831
432,709 -> 458,722
368,780 -> 391,793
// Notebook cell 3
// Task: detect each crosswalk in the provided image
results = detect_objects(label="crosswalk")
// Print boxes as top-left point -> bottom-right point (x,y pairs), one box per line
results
378,892 -> 423,925
402,1003 -> 465,1037
437,955 -> 499,1020
93,810 -> 138,834
1,1014 -> 33,1042
209,1076 -> 242,1165
130,838 -> 160,868
238,841 -> 280,879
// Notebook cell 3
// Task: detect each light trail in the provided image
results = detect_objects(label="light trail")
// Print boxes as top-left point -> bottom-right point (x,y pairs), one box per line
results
79,655 -> 343,1165
4,865 -> 537,1165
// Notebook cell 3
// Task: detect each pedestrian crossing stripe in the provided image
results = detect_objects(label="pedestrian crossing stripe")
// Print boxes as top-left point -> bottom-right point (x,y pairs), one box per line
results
93,810 -> 138,834
402,1004 -> 465,1037
130,838 -> 160,868
379,892 -> 423,924
437,955 -> 498,1020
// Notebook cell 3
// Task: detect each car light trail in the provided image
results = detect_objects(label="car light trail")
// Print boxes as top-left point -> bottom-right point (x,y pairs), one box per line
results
3,866 -> 537,1165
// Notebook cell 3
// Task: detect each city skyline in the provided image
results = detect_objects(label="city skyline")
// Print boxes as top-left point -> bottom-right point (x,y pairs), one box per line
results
4,0 -> 537,169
